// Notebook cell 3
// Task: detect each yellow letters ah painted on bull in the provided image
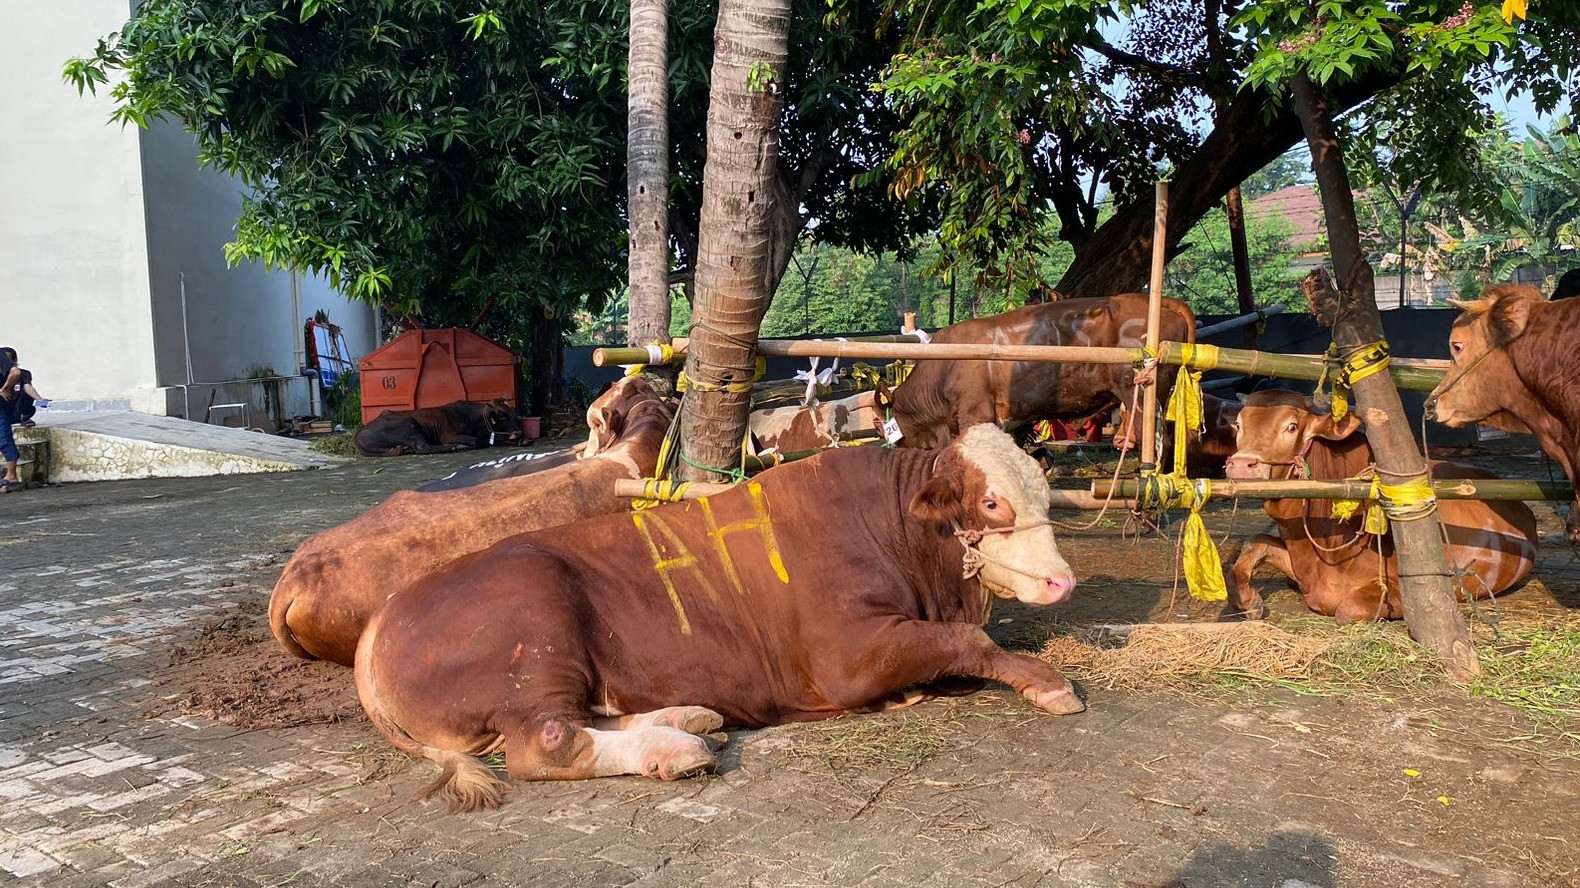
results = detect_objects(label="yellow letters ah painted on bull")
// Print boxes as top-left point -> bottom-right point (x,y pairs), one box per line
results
631,482 -> 790,635
631,510 -> 722,635
697,482 -> 791,594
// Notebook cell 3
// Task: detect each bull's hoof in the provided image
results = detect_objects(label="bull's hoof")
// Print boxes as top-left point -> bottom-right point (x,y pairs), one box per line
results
654,706 -> 725,735
1029,685 -> 1086,715
644,735 -> 717,781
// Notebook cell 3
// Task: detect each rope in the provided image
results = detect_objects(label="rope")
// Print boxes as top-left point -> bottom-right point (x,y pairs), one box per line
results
1319,339 -> 1390,421
1136,364 -> 1227,602
952,519 -> 1059,583
1175,342 -> 1221,373
676,357 -> 767,394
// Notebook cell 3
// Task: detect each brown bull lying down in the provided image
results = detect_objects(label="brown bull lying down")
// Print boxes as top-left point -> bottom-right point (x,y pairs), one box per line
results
1226,391 -> 1537,623
1427,283 -> 1580,541
270,378 -> 672,666
353,399 -> 520,457
889,294 -> 1196,449
355,425 -> 1082,809
748,390 -> 880,453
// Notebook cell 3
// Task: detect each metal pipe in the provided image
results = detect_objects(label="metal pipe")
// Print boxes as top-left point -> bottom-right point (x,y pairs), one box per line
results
1092,477 -> 1575,502
1193,303 -> 1287,339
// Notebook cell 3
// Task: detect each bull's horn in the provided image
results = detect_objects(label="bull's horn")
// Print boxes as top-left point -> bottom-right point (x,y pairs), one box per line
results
1444,297 -> 1491,315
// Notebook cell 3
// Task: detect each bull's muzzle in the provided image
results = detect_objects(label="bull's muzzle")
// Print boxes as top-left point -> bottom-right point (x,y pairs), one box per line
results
1423,397 -> 1439,422
1223,453 -> 1268,480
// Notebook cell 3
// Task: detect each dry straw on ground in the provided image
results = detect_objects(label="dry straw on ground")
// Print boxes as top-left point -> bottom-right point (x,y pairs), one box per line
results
1040,621 -> 1341,689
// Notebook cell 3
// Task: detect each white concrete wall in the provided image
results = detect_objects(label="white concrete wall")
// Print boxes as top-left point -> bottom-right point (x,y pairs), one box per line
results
0,1 -> 160,412
139,121 -> 378,420
1,3 -> 378,421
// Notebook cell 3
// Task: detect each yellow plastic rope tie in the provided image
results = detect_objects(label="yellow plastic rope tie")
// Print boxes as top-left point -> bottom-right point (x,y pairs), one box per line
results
1328,340 -> 1391,421
631,478 -> 692,510
1332,474 -> 1436,535
1175,342 -> 1221,373
623,342 -> 676,378
676,357 -> 767,394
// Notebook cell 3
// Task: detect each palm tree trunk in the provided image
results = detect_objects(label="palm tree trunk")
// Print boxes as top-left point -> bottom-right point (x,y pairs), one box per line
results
1292,73 -> 1480,681
626,0 -> 672,347
675,0 -> 790,480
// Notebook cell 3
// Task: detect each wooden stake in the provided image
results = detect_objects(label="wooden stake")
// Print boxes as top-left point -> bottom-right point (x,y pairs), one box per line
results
1141,182 -> 1168,472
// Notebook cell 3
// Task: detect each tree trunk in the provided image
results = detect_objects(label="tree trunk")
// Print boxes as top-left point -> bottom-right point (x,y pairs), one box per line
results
676,0 -> 790,481
1224,186 -> 1258,349
626,0 -> 672,347
1057,69 -> 1402,297
529,307 -> 563,417
1291,73 -> 1480,682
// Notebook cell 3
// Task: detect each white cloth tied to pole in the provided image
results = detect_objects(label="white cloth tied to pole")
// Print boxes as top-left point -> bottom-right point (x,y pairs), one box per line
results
794,338 -> 846,406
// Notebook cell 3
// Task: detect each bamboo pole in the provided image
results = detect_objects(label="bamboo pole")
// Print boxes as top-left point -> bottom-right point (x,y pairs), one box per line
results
1141,182 -> 1168,473
1093,477 -> 1575,502
592,339 -> 1448,391
617,477 -> 1140,510
1155,342 -> 1444,392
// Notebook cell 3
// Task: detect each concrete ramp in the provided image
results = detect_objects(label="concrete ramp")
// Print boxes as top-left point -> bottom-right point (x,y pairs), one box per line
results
16,412 -> 343,484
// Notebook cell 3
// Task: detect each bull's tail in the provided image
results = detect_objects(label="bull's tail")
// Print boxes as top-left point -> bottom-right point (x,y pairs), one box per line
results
354,622 -> 509,812
267,574 -> 317,661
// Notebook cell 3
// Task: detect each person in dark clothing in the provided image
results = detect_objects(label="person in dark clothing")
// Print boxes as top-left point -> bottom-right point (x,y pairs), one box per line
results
0,348 -> 47,427
0,348 -> 20,491
1552,268 -> 1580,301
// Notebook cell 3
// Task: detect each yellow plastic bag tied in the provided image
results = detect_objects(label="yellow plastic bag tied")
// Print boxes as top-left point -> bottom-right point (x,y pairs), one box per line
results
1183,505 -> 1228,602
1165,368 -> 1204,476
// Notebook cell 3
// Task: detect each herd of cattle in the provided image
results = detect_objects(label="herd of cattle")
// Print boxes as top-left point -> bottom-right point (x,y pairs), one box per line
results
269,284 -> 1572,808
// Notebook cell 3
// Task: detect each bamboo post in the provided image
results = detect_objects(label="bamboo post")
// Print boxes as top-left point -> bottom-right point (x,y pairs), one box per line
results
1093,477 -> 1575,502
1140,182 -> 1168,472
591,338 -> 1449,390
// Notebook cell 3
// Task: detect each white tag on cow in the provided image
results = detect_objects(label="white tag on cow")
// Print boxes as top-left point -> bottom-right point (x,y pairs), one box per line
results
884,417 -> 904,444
489,432 -> 496,446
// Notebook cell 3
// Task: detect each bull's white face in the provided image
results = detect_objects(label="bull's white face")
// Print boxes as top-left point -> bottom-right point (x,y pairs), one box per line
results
950,424 -> 1075,605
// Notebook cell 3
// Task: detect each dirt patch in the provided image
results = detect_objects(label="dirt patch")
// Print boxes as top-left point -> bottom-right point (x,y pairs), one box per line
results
152,593 -> 365,730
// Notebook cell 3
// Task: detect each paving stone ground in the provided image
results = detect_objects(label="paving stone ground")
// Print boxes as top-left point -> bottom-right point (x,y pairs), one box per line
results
1,445 -> 1577,887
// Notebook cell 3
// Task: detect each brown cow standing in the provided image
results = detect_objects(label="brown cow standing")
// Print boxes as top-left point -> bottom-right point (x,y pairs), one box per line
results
1226,391 -> 1538,622
353,399 -> 519,457
1426,283 -> 1580,541
355,425 -> 1082,809
270,378 -> 673,666
889,294 -> 1197,449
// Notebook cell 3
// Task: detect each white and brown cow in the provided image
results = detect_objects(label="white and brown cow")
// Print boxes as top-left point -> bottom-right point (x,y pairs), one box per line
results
748,390 -> 881,454
269,377 -> 673,666
354,424 -> 1082,810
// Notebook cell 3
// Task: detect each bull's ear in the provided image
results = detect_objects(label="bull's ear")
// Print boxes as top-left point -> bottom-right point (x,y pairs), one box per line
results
1488,286 -> 1537,343
1313,411 -> 1362,441
909,460 -> 966,527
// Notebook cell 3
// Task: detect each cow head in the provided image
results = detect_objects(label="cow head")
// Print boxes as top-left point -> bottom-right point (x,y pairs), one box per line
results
484,399 -> 521,441
909,424 -> 1076,605
580,377 -> 668,457
1425,284 -> 1543,428
1224,391 -> 1360,480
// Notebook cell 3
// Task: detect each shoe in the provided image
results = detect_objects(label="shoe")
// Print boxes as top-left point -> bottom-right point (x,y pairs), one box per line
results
0,480 -> 19,493
19,420 -> 34,428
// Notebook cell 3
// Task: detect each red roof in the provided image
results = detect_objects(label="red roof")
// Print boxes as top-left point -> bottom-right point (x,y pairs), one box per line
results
1248,185 -> 1324,253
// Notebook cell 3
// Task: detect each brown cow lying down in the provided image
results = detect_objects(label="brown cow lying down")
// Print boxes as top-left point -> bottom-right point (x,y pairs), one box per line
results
269,378 -> 673,666
1226,391 -> 1537,623
1427,283 -> 1580,541
748,390 -> 880,453
890,294 -> 1196,449
355,424 -> 1082,809
354,399 -> 519,457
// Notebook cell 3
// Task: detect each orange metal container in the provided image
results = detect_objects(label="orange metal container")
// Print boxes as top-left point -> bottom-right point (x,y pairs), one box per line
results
358,328 -> 521,425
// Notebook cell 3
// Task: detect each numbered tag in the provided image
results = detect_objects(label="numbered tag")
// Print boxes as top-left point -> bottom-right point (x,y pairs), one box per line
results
883,417 -> 904,444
